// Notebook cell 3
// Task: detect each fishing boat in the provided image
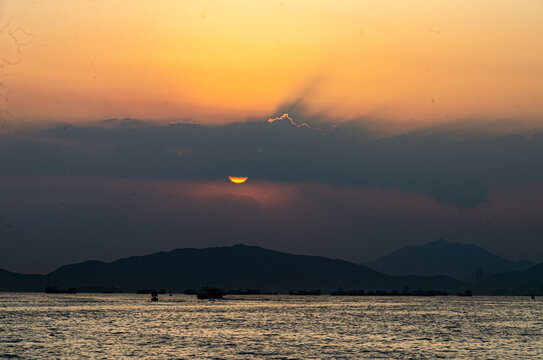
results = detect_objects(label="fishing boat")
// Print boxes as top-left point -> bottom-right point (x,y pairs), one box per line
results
289,290 -> 321,296
44,286 -> 77,294
196,287 -> 223,299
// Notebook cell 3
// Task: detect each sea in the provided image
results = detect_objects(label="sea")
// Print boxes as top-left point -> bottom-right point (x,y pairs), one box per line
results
0,294 -> 542,359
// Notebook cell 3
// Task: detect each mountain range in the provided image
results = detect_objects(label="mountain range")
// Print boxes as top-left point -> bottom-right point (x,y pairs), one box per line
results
366,239 -> 534,281
1,242 -> 541,294
482,264 -> 543,290
0,244 -> 467,293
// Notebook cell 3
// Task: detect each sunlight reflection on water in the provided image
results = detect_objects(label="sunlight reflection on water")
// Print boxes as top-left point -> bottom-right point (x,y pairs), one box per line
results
0,294 -> 542,359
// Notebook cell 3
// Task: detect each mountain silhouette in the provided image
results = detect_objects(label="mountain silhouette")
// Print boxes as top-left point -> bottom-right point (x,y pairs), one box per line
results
366,239 -> 534,281
0,244 -> 468,293
0,269 -> 44,291
482,263 -> 543,290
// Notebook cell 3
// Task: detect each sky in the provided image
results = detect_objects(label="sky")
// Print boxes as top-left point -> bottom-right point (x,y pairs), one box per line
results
2,0 -> 543,128
1,1 -> 543,273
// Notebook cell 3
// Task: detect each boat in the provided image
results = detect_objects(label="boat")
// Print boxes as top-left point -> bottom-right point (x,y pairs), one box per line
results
196,287 -> 223,299
44,286 -> 77,294
404,289 -> 448,296
136,288 -> 166,294
225,289 -> 263,295
289,290 -> 321,296
457,290 -> 473,297
331,290 -> 365,296
365,290 -> 400,296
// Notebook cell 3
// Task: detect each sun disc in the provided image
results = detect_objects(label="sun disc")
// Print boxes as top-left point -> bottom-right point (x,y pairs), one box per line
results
228,176 -> 248,184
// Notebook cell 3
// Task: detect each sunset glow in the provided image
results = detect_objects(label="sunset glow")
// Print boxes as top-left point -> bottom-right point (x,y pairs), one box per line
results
1,0 -> 543,130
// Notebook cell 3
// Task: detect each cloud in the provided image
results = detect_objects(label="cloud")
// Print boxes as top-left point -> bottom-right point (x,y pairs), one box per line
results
267,113 -> 309,128
2,119 -> 543,207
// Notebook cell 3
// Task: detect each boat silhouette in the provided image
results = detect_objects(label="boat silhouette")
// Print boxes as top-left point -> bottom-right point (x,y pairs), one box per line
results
44,286 -> 77,294
137,288 -> 166,294
289,290 -> 321,296
331,290 -> 365,296
196,287 -> 223,299
457,290 -> 473,297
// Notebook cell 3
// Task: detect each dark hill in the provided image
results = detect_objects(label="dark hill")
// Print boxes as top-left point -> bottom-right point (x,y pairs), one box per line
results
366,239 -> 533,281
482,263 -> 543,290
2,244 -> 467,293
0,269 -> 45,292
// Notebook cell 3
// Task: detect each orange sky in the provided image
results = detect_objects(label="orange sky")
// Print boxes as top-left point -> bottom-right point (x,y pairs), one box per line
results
1,0 -> 543,129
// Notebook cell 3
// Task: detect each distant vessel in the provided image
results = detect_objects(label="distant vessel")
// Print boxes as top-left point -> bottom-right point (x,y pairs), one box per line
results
365,290 -> 400,296
226,288 -> 262,295
331,290 -> 365,296
457,290 -> 473,297
151,291 -> 159,302
44,286 -> 77,294
137,288 -> 166,294
77,286 -> 123,293
197,287 -> 223,299
289,290 -> 321,296
403,289 -> 448,296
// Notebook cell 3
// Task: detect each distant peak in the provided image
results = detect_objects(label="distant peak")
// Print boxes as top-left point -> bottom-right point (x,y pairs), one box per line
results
230,243 -> 263,250
428,238 -> 459,246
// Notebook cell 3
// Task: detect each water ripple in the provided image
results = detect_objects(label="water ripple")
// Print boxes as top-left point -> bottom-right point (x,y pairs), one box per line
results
0,294 -> 542,359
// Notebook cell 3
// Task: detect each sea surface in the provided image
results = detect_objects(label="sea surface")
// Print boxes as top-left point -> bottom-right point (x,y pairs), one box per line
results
0,293 -> 542,359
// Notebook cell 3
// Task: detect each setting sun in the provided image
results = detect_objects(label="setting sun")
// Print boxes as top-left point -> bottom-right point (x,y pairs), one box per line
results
228,177 -> 248,184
